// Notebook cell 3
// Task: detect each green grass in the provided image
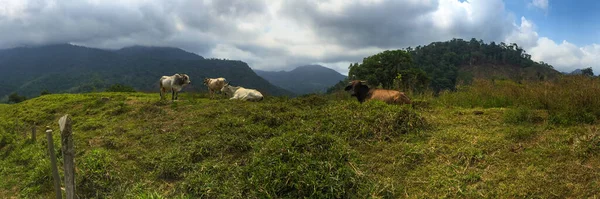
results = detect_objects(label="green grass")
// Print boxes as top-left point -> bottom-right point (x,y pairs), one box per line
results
1,88 -> 599,198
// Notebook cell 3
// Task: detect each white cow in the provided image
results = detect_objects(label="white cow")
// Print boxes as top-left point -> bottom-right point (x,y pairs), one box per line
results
160,73 -> 191,101
220,84 -> 264,101
203,77 -> 227,99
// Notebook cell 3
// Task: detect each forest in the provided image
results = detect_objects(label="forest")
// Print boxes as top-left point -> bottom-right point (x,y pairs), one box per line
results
329,38 -> 565,94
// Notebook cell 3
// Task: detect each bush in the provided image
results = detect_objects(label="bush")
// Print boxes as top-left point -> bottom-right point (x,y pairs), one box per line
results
40,90 -> 51,96
245,132 -> 370,198
106,84 -> 136,92
8,93 -> 27,104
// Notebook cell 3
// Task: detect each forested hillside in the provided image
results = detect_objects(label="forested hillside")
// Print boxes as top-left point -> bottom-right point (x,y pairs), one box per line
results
255,65 -> 347,95
331,38 -> 562,93
0,44 -> 293,101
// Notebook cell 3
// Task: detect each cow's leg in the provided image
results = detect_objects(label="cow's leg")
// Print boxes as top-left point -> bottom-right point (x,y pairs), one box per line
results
160,88 -> 164,100
172,89 -> 175,101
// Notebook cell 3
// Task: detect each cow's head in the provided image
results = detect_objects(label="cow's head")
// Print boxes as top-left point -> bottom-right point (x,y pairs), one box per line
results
175,74 -> 191,86
203,78 -> 210,85
345,80 -> 370,102
181,74 -> 191,85
221,83 -> 232,95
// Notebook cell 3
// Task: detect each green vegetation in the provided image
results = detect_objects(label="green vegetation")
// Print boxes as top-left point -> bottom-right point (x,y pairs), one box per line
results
348,50 -> 430,93
255,65 -> 347,95
105,84 -> 137,92
0,44 -> 293,100
1,75 -> 599,198
7,92 -> 27,104
581,67 -> 594,77
40,90 -> 51,96
340,38 -> 561,94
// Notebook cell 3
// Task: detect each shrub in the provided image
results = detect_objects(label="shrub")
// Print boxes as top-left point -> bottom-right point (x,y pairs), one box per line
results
8,93 -> 27,104
40,90 -> 51,96
106,84 -> 136,92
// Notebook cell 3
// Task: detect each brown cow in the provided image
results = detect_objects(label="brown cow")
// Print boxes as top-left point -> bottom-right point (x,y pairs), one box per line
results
203,77 -> 227,99
344,80 -> 411,105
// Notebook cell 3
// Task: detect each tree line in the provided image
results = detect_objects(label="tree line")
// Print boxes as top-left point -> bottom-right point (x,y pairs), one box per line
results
330,38 -> 558,94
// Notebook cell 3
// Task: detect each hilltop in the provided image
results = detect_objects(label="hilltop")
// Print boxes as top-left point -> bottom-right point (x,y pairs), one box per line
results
333,38 -> 563,94
0,44 -> 293,101
255,65 -> 347,95
1,75 -> 599,198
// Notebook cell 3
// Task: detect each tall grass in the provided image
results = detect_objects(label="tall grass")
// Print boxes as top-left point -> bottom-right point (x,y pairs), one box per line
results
437,76 -> 600,125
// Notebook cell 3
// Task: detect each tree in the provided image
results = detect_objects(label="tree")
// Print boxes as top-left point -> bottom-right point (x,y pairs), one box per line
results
105,84 -> 136,92
40,90 -> 51,95
8,93 -> 27,104
581,67 -> 594,77
348,50 -> 415,89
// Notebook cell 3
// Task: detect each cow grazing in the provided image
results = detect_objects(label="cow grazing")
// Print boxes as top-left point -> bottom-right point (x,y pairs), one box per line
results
203,77 -> 227,99
159,73 -> 191,101
220,84 -> 264,101
344,80 -> 411,105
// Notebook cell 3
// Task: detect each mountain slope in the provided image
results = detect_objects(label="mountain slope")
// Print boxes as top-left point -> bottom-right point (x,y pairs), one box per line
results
255,65 -> 347,95
114,45 -> 204,60
0,44 -> 293,100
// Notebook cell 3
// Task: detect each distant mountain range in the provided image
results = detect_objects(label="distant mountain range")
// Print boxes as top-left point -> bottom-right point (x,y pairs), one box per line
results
254,65 -> 347,95
568,69 -> 583,75
0,44 -> 293,101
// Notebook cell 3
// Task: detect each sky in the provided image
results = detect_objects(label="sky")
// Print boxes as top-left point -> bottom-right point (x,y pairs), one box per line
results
1,0 -> 599,75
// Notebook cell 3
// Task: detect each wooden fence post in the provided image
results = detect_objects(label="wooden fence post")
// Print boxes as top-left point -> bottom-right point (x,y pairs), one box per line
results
45,127 -> 62,199
59,114 -> 76,199
31,122 -> 36,142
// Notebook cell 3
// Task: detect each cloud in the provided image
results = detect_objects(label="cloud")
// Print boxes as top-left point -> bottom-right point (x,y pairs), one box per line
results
506,17 -> 600,73
0,0 -> 596,75
529,0 -> 549,11
278,0 -> 514,49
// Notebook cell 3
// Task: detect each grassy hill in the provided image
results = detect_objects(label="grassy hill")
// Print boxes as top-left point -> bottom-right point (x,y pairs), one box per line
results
255,65 -> 347,95
457,64 -> 562,84
1,75 -> 599,198
0,44 -> 293,101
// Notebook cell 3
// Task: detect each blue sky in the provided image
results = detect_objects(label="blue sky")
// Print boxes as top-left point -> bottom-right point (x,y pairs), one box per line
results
507,0 -> 600,46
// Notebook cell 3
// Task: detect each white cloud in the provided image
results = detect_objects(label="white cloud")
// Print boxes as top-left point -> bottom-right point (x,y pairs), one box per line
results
0,0 -> 596,75
506,17 -> 539,49
529,0 -> 549,11
506,16 -> 600,74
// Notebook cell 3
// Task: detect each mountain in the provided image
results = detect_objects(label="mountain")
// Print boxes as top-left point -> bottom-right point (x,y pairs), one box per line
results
115,45 -> 204,60
255,65 -> 347,95
0,44 -> 293,100
568,69 -> 583,75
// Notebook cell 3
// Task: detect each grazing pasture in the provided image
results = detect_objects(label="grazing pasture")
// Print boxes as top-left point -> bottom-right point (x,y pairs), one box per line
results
1,76 -> 599,198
